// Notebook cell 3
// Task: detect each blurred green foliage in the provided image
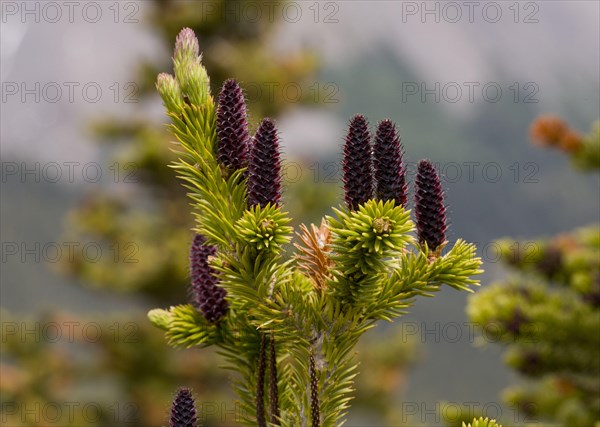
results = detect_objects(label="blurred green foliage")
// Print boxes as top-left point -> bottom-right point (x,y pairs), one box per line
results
467,119 -> 600,427
1,311 -> 230,427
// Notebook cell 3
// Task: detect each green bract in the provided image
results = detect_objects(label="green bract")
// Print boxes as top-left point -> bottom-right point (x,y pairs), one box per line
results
328,200 -> 413,275
235,204 -> 293,251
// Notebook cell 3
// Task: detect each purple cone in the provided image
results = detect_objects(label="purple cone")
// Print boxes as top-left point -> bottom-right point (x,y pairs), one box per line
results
170,388 -> 197,427
342,114 -> 373,210
217,79 -> 250,171
414,160 -> 447,251
374,119 -> 407,207
189,234 -> 228,323
247,118 -> 282,208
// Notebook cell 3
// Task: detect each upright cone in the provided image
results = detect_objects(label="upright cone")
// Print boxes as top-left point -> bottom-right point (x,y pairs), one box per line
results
414,160 -> 447,251
170,388 -> 197,427
247,118 -> 282,208
342,114 -> 373,210
373,119 -> 407,207
217,79 -> 250,171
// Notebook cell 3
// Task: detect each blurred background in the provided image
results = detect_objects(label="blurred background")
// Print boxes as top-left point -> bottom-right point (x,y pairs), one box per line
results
1,1 -> 599,426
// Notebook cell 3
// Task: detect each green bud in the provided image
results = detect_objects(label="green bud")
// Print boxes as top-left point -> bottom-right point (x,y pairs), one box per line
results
172,29 -> 211,107
373,217 -> 393,235
148,308 -> 172,331
181,62 -> 211,106
235,204 -> 292,252
156,73 -> 184,113
174,27 -> 199,65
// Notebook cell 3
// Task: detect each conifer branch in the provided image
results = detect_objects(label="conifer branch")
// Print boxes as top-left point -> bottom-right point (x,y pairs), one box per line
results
150,27 -> 484,426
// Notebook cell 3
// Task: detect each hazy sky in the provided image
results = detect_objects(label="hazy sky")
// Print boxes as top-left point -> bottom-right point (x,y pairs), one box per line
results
2,1 -> 599,159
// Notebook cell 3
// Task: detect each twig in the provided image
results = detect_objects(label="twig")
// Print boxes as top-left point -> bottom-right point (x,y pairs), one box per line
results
309,352 -> 320,427
269,334 -> 280,424
256,334 -> 267,427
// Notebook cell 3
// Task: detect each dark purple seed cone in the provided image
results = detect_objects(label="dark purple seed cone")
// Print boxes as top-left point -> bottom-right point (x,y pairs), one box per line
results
189,234 -> 228,323
217,79 -> 250,170
414,160 -> 447,251
170,388 -> 197,427
343,114 -> 373,210
373,119 -> 407,207
247,118 -> 282,208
